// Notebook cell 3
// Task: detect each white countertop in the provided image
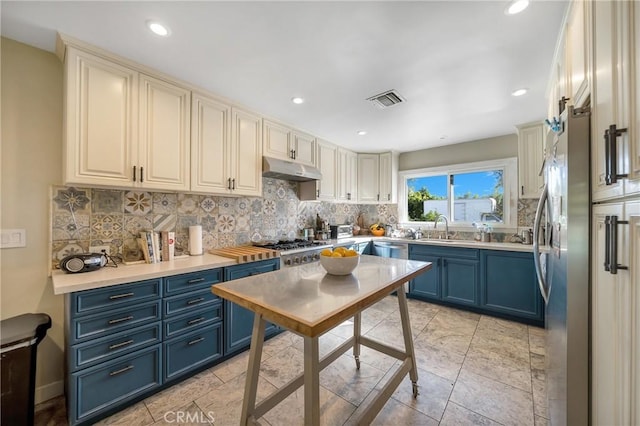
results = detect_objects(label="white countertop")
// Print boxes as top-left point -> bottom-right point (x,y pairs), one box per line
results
51,254 -> 237,295
333,235 -> 537,252
212,255 -> 431,337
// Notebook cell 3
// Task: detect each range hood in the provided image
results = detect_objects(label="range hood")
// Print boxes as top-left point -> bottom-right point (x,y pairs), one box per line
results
262,156 -> 322,182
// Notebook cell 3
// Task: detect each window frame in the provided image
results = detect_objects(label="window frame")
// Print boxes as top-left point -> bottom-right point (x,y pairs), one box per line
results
397,157 -> 518,229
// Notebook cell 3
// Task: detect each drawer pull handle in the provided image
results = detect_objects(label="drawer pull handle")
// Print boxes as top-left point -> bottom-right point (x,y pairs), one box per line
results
109,339 -> 134,350
109,292 -> 134,300
108,315 -> 134,325
109,365 -> 134,376
188,337 -> 205,345
188,317 -> 205,325
187,297 -> 205,305
187,278 -> 206,284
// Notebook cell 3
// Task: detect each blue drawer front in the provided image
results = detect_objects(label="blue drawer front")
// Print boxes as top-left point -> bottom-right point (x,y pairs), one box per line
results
71,279 -> 162,316
164,304 -> 222,339
409,244 -> 479,259
70,344 -> 161,423
164,288 -> 219,317
70,322 -> 162,372
164,323 -> 222,382
223,258 -> 280,281
72,300 -> 161,344
164,269 -> 223,295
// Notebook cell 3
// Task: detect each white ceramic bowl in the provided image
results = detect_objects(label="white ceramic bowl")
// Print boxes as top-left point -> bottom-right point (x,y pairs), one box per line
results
319,254 -> 360,275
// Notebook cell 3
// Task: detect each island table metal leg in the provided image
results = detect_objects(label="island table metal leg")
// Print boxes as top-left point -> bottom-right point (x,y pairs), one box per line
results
303,335 -> 321,426
353,312 -> 361,370
240,313 -> 266,425
397,289 -> 419,397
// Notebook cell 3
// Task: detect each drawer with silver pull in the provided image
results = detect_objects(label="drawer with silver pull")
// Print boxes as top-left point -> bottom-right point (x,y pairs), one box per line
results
164,323 -> 222,382
163,304 -> 222,339
70,300 -> 162,344
163,288 -> 220,317
70,279 -> 162,316
164,268 -> 223,296
69,321 -> 162,371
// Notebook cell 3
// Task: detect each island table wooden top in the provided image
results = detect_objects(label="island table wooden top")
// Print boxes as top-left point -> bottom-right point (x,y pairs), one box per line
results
212,255 -> 431,337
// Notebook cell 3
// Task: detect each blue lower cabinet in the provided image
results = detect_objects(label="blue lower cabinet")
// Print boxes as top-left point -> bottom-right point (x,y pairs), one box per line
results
223,259 -> 280,356
164,323 -> 222,382
408,253 -> 441,300
442,257 -> 479,306
70,344 -> 162,424
480,250 -> 543,324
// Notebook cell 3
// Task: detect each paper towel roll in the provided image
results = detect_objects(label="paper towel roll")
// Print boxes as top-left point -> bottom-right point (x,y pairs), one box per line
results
189,225 -> 203,255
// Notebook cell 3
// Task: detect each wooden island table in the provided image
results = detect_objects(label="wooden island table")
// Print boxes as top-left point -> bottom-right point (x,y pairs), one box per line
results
212,255 -> 432,425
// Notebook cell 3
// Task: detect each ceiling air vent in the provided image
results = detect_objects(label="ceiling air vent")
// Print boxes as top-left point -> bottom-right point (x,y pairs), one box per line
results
367,90 -> 405,108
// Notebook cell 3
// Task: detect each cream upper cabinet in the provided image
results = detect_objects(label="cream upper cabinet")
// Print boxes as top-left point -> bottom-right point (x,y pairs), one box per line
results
263,120 -> 316,166
357,154 -> 380,203
63,47 -> 191,191
315,140 -> 337,201
229,107 -> 262,196
566,0 -> 591,108
516,121 -> 545,199
190,92 -> 231,194
337,148 -> 357,202
138,74 -> 191,191
592,201 -> 639,425
592,0 -> 640,201
357,152 -> 397,203
63,47 -> 138,187
378,152 -> 397,203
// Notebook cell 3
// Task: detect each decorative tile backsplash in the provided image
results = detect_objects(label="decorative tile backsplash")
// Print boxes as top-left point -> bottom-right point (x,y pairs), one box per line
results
50,179 -> 398,267
50,180 -> 538,267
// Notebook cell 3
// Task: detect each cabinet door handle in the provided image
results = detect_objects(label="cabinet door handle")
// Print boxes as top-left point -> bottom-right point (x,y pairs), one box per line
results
133,166 -> 137,182
604,216 -> 611,272
347,193 -> 351,200
188,337 -> 205,346
232,178 -> 236,190
604,124 -> 628,185
443,259 -> 447,267
316,189 -> 320,197
607,215 -> 629,275
187,297 -> 205,305
388,193 -> 391,201
109,365 -> 134,376
293,149 -> 296,159
227,177 -> 232,190
377,194 -> 380,201
290,149 -> 294,159
109,339 -> 134,350
140,166 -> 144,183
187,278 -> 205,284
109,292 -> 134,300
108,315 -> 134,325
521,185 -> 524,196
188,317 -> 205,325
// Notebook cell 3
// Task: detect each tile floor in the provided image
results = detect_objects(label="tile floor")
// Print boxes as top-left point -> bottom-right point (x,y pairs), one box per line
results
35,296 -> 548,426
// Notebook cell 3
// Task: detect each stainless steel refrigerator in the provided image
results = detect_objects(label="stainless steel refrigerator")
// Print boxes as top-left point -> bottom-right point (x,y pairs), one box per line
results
533,106 -> 590,426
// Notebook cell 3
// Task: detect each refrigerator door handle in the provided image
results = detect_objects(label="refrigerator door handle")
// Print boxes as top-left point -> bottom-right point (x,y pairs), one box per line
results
533,184 -> 549,304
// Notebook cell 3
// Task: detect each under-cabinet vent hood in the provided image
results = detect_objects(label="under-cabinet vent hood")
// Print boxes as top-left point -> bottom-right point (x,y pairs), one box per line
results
262,156 -> 322,182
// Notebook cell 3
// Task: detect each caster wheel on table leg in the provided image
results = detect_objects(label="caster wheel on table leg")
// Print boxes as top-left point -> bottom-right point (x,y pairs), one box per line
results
412,383 -> 419,398
355,356 -> 361,370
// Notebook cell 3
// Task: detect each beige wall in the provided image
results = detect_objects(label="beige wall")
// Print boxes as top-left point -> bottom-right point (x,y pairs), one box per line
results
1,37 -> 64,402
398,133 -> 518,171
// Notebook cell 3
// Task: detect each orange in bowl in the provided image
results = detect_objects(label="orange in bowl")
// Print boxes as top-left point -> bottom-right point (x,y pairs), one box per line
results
371,229 -> 385,236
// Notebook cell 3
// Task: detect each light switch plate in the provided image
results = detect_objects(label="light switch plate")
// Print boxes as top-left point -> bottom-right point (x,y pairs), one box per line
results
1,229 -> 27,248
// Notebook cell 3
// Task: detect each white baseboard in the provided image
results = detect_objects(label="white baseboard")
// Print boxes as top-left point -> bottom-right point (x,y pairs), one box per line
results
35,380 -> 64,404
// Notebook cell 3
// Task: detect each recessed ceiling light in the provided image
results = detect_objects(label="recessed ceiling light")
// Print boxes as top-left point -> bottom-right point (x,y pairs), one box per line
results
147,21 -> 170,37
357,130 -> 367,136
511,88 -> 528,97
505,0 -> 529,15
291,97 -> 305,104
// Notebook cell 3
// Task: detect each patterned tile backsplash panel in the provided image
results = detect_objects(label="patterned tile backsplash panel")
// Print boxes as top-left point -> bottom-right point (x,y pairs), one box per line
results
50,179 -> 399,267
50,180 -> 538,267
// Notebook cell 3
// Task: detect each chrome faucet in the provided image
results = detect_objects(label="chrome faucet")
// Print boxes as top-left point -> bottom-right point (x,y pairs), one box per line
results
434,214 -> 450,239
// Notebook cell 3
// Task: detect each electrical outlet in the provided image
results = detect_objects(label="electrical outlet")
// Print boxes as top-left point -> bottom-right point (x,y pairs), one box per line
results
89,245 -> 110,255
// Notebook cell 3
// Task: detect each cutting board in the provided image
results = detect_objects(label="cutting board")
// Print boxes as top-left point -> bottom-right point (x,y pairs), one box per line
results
208,246 -> 279,263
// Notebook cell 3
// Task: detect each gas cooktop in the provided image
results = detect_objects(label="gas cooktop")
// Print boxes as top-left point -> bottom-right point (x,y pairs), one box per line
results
254,239 -> 329,252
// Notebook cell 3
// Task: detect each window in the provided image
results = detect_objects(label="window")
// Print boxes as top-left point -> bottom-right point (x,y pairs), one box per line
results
399,158 -> 517,227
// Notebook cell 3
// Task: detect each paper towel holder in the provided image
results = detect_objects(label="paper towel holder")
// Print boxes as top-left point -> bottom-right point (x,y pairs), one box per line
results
189,225 -> 203,256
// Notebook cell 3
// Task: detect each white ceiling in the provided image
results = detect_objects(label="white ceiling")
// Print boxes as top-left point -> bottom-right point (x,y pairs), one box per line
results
1,1 -> 568,153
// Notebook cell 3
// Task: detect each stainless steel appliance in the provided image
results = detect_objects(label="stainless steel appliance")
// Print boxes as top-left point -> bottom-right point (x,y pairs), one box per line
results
254,239 -> 331,267
330,224 -> 353,239
533,106 -> 590,426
